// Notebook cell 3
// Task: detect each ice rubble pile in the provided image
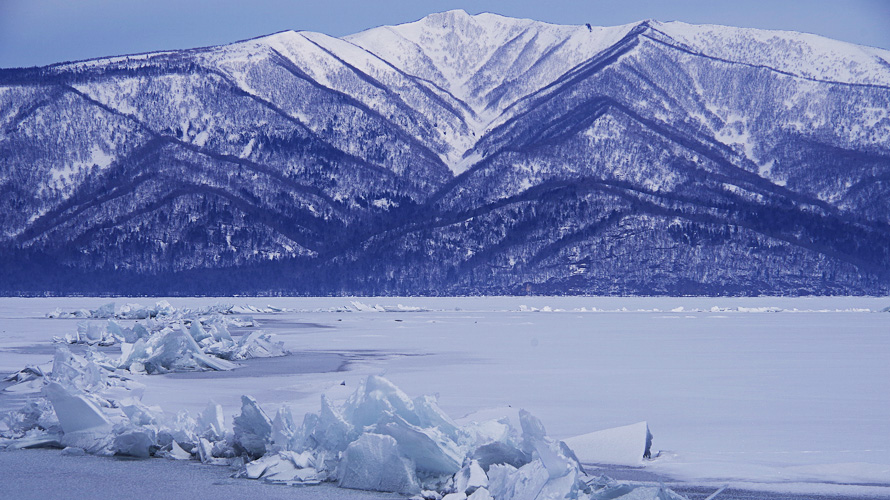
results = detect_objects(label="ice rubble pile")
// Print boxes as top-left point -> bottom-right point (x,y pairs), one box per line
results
241,375 -> 604,499
111,318 -> 288,373
47,312 -> 285,373
52,321 -> 120,346
1,370 -> 679,500
47,300 -> 288,320
277,301 -> 431,314
0,345 -> 239,454
1,346 -> 147,451
347,301 -> 427,313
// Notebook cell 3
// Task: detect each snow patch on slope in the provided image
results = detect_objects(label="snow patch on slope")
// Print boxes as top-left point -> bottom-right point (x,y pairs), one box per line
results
47,145 -> 114,191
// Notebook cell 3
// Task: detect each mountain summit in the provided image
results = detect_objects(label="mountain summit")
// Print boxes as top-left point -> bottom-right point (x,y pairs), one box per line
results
1,12 -> 889,295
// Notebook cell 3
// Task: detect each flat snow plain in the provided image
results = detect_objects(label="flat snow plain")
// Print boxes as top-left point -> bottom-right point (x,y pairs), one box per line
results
1,296 -> 888,499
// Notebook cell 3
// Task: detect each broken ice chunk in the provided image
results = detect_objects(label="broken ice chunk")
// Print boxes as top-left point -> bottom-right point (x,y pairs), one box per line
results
106,320 -> 137,343
91,303 -> 115,319
562,422 -> 653,466
350,301 -> 385,312
178,324 -> 238,371
234,331 -> 288,359
415,490 -> 443,500
375,413 -> 462,476
43,382 -> 111,435
79,322 -> 103,343
118,303 -> 155,320
237,453 -> 278,479
233,395 -> 272,459
209,323 -> 233,342
1,399 -> 58,438
141,325 -> 237,373
5,430 -> 62,450
141,327 -> 195,373
112,427 -> 157,458
43,381 -> 115,453
487,461 -> 549,500
47,308 -> 91,319
3,378 -> 43,395
235,451 -> 322,484
310,394 -> 353,452
154,300 -> 176,316
118,339 -> 147,370
196,401 -> 225,441
270,405 -> 297,452
343,375 -> 420,428
519,409 -> 573,478
119,398 -> 160,426
3,365 -> 45,383
338,433 -> 421,495
453,460 -> 488,495
191,350 -> 238,372
414,394 -> 461,441
251,452 -> 323,484
52,321 -> 115,346
534,464 -> 584,500
157,410 -> 197,450
519,409 -> 547,444
189,321 -> 211,343
488,450 -> 587,500
467,488 -> 492,500
471,441 -> 530,471
260,456 -> 315,484
167,440 -> 192,460
195,437 -> 228,465
132,322 -> 151,340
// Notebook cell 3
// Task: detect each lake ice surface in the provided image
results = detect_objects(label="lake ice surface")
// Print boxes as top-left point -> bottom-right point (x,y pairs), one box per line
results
1,296 -> 888,498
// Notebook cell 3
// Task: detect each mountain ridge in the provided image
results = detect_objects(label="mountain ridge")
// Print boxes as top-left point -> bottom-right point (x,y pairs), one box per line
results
1,11 -> 888,295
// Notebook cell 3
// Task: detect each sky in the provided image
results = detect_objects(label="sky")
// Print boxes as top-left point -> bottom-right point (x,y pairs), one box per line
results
0,0 -> 888,68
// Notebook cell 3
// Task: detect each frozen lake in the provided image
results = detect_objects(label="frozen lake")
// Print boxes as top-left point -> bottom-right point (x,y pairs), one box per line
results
1,297 -> 889,498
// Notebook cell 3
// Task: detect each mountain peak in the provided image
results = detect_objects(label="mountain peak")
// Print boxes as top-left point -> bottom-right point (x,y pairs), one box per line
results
423,8 -> 473,21
344,12 -> 639,136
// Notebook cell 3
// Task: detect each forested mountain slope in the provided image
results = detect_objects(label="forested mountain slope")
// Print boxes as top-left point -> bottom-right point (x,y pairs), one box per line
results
2,10 -> 888,295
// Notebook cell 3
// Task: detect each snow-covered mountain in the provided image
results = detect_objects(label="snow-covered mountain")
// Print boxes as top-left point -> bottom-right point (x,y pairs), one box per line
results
1,10 -> 889,295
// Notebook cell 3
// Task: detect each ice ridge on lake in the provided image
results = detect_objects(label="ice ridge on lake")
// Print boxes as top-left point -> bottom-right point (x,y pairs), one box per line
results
1,367 -> 676,500
46,307 -> 286,372
47,300 -> 288,320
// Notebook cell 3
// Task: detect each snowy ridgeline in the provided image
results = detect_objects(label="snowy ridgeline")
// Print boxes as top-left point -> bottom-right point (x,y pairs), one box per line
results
1,360 -> 668,500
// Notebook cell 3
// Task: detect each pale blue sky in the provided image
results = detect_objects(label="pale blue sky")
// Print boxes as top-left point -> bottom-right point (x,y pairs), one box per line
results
1,0 -> 888,68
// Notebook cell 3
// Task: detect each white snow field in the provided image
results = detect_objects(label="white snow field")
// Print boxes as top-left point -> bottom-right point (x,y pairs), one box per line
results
1,296 -> 889,499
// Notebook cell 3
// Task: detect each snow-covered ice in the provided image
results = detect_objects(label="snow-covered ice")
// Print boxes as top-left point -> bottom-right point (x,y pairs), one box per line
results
1,296 -> 889,499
